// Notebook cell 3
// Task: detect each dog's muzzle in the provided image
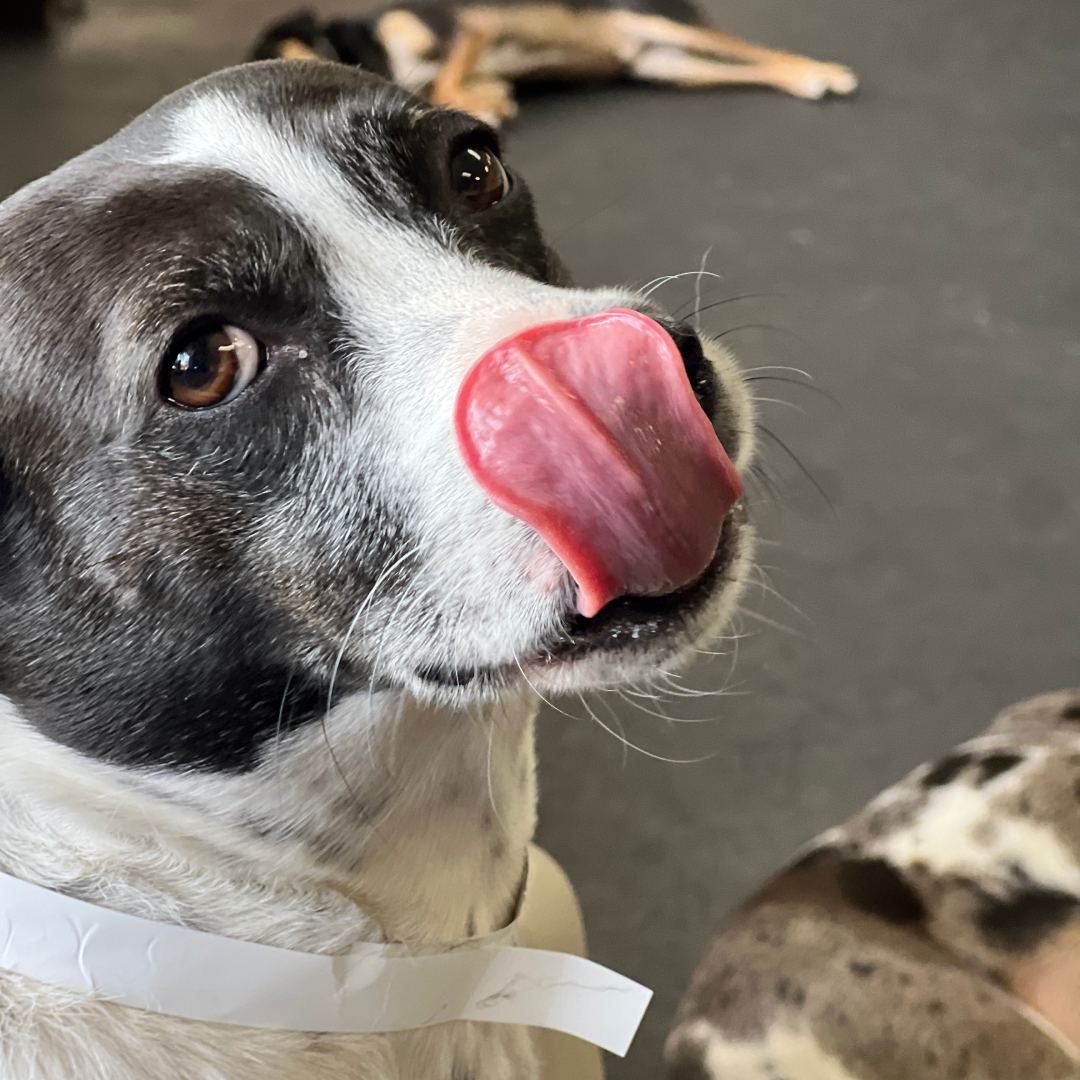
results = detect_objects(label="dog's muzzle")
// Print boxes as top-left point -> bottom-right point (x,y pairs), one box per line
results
455,309 -> 742,618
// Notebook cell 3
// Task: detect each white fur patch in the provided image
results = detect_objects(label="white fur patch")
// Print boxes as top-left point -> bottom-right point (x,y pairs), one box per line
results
671,1018 -> 863,1080
870,750 -> 1080,895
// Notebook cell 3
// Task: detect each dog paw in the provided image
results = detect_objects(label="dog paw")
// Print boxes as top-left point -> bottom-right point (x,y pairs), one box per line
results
824,64 -> 859,95
781,62 -> 858,100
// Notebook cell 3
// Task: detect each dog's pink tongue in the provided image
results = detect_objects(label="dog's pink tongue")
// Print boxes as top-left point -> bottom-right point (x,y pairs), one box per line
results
456,309 -> 742,617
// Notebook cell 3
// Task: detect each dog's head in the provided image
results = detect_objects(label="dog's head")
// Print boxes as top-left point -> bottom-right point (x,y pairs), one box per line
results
0,62 -> 754,775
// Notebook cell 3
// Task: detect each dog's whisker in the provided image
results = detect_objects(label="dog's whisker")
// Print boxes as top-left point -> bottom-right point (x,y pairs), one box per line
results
512,655 -> 586,722
320,545 -> 421,816
675,290 -> 786,322
636,273 -> 680,298
551,189 -> 634,242
272,672 -> 294,793
752,395 -> 808,416
318,710 -> 371,830
475,705 -> 509,834
615,687 -> 711,724
325,544 -> 420,722
745,373 -> 842,408
737,605 -> 808,639
723,628 -> 744,693
654,669 -> 732,697
742,363 -> 816,380
711,323 -> 810,351
579,692 -> 716,764
746,461 -> 785,507
636,268 -> 726,301
590,693 -> 629,767
652,679 -> 730,700
619,685 -> 668,702
748,564 -> 811,624
693,245 -> 715,334
756,422 -> 834,511
363,576 -> 430,728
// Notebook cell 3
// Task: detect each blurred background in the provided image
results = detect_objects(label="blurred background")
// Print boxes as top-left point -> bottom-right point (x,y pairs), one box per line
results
2,1 -> 1078,1076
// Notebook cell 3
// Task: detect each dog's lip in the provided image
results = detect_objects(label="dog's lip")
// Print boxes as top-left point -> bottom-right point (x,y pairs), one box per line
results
529,508 -> 741,667
414,505 -> 745,690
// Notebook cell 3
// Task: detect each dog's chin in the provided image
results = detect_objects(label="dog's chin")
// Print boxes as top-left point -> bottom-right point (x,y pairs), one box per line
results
405,506 -> 753,705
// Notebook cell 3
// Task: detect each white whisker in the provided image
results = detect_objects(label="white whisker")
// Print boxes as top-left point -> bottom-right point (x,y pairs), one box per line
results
694,246 -> 715,333
578,692 -> 715,765
742,363 -> 815,381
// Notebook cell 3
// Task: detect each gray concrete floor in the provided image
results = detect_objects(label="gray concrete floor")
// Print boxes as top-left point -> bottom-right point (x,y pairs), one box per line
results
2,1 -> 1078,1076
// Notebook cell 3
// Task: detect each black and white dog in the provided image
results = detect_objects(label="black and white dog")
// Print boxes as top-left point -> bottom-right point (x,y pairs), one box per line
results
0,61 -> 755,1079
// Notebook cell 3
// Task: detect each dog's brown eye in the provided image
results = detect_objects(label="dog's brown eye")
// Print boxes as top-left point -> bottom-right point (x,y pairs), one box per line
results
449,146 -> 509,211
164,324 -> 263,410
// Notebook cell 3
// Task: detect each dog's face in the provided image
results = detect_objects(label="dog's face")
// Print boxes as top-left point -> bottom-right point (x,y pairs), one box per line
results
0,62 -> 754,774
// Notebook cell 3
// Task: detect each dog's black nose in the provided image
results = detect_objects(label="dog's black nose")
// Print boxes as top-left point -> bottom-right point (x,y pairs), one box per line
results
655,319 -> 745,463
664,323 -> 718,419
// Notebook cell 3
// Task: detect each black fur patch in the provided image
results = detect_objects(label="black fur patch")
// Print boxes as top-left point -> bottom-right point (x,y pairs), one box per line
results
975,752 -> 1023,785
325,18 -> 395,77
836,857 -> 927,927
921,752 -> 972,787
666,1052 -> 712,1080
0,78 -> 434,772
1062,702 -> 1080,721
976,886 -> 1079,952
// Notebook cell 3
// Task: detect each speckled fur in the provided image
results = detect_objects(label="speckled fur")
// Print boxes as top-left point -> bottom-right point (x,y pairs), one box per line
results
668,691 -> 1080,1079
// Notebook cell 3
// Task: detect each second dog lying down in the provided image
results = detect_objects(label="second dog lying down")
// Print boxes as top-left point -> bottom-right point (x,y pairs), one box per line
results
253,2 -> 857,125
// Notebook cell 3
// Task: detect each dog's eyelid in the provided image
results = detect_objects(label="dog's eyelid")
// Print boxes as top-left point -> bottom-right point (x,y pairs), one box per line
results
448,126 -> 501,158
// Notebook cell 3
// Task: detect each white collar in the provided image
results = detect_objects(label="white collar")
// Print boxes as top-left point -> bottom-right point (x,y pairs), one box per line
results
0,867 -> 650,1057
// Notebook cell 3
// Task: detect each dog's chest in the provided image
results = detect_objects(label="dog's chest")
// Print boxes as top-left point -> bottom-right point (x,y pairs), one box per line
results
0,968 -> 538,1080
0,697 -> 543,1079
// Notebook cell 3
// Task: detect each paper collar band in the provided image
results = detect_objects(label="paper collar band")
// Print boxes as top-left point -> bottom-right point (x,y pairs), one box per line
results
0,870 -> 651,1056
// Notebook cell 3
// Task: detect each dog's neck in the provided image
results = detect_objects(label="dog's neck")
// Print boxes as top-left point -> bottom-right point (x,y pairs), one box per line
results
0,692 -> 537,952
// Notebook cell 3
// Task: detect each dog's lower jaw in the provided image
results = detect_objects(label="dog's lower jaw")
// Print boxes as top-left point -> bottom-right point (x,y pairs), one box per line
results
0,691 -> 541,1079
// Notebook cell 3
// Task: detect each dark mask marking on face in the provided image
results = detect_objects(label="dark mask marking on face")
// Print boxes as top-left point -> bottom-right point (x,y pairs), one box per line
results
0,160 -> 409,771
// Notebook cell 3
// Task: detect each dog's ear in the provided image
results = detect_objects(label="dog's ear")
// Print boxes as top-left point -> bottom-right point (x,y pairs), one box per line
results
250,10 -> 333,62
323,18 -> 394,79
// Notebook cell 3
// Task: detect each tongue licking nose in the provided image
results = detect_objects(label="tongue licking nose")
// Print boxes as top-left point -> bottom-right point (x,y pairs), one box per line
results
455,309 -> 742,618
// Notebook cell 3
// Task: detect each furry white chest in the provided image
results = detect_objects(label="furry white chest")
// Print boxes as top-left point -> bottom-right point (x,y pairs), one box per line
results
0,692 -> 540,1080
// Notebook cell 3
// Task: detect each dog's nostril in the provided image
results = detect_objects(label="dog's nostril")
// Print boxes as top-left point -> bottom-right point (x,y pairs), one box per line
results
663,324 -> 718,419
